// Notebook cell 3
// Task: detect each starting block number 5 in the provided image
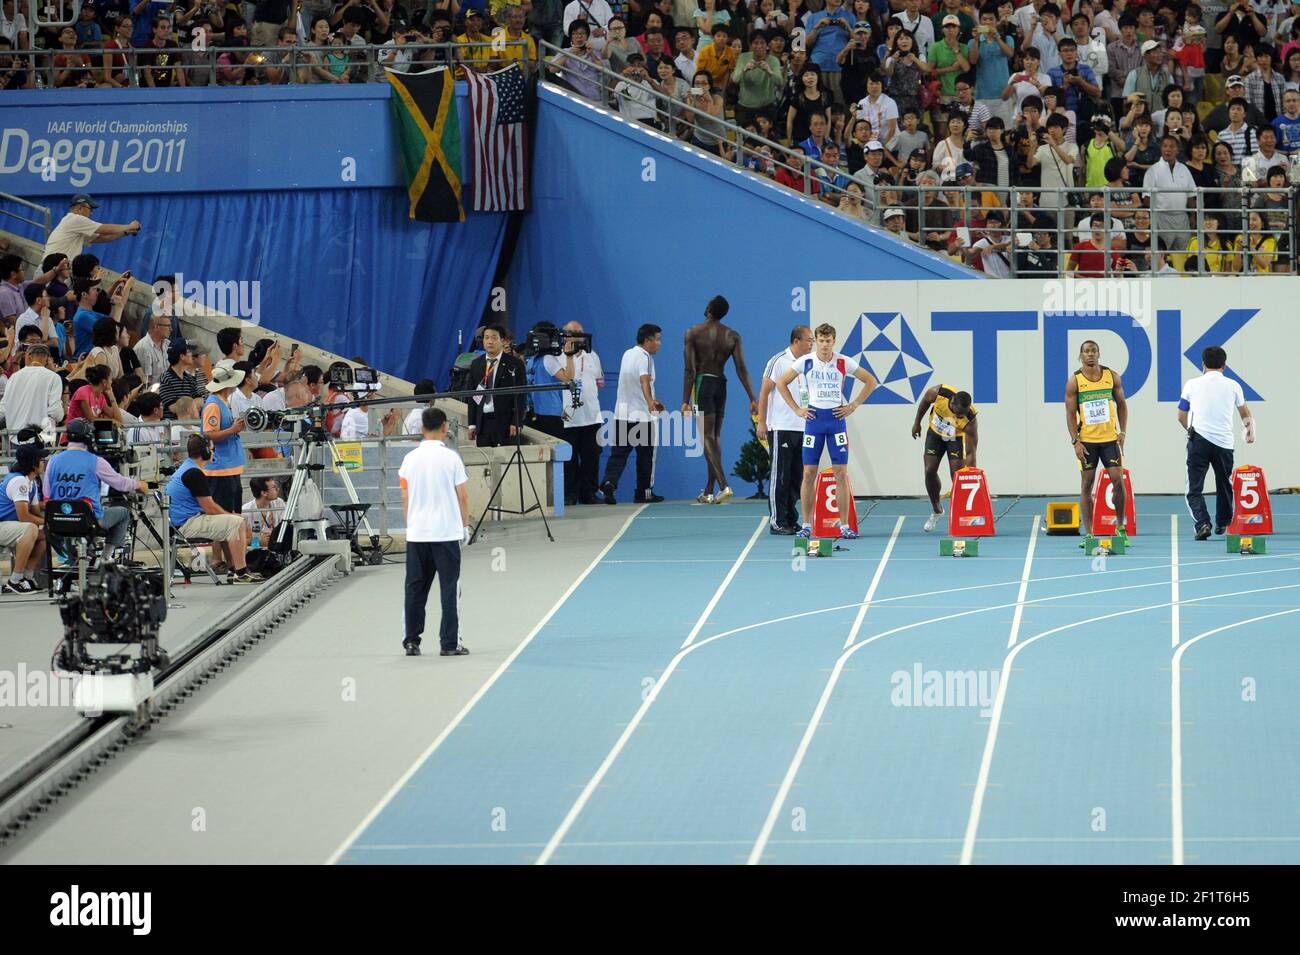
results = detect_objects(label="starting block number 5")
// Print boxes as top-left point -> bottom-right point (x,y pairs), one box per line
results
1239,473 -> 1259,509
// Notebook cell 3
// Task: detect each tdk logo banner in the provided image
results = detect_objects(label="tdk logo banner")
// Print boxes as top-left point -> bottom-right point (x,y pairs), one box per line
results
845,307 -> 1259,405
810,278 -> 1283,495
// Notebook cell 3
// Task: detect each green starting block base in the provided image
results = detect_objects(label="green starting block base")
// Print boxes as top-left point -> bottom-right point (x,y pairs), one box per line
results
940,538 -> 980,557
1227,535 -> 1266,554
793,538 -> 833,557
1083,535 -> 1127,555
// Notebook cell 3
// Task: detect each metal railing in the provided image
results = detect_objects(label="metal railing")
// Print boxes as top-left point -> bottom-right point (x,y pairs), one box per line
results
0,192 -> 53,240
20,39 -> 531,88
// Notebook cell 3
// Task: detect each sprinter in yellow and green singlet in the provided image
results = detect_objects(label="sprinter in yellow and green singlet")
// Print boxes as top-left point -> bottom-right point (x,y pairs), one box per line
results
1064,339 -> 1129,540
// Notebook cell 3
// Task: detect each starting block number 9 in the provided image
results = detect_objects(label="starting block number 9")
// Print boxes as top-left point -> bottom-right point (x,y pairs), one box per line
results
1240,474 -> 1259,509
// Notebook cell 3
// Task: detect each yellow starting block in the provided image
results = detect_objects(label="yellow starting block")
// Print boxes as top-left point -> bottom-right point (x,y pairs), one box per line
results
1046,502 -> 1080,535
1227,535 -> 1265,554
793,538 -> 833,558
1083,534 -> 1126,555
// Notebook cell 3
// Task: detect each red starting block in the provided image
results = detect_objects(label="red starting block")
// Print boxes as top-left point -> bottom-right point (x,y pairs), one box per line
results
948,467 -> 995,537
1228,465 -> 1273,535
1091,467 -> 1136,535
812,468 -> 858,538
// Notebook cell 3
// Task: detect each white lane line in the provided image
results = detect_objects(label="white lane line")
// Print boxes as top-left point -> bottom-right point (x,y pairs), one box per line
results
1170,607 -> 1300,866
537,516 -> 767,864
748,564 -> 1300,866
843,517 -> 905,650
959,580 -> 1300,866
1171,514 -> 1180,649
1006,515 -> 1040,649
681,517 -> 768,650
325,503 -> 650,865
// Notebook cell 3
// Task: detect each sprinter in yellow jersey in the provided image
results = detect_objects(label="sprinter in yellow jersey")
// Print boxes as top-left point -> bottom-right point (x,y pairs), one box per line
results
911,384 -> 979,532
1064,340 -> 1129,537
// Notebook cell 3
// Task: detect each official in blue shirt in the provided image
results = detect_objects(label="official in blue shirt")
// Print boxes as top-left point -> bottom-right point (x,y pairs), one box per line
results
167,434 -> 260,584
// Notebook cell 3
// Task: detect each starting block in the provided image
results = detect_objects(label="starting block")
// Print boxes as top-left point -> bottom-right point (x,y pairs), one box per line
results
940,538 -> 980,557
793,538 -> 833,558
1083,534 -> 1126,555
1227,534 -> 1266,555
1228,465 -> 1273,536
1045,502 -> 1080,535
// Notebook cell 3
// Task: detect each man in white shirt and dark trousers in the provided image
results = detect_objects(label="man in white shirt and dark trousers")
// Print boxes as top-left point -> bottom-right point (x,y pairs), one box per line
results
400,407 -> 471,657
1179,346 -> 1255,541
756,325 -> 813,534
601,324 -> 665,504
544,321 -> 604,506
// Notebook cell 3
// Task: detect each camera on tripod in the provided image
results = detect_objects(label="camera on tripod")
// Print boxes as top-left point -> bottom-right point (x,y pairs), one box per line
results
523,325 -> 593,358
327,361 -> 382,394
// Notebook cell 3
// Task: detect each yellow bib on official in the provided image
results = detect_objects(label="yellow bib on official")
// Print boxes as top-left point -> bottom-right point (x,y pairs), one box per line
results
1075,367 -> 1118,443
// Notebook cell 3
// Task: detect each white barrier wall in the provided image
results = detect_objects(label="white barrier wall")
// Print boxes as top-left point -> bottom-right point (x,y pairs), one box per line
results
810,277 -> 1297,496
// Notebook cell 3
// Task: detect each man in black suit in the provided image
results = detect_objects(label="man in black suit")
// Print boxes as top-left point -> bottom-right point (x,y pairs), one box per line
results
466,324 -> 527,448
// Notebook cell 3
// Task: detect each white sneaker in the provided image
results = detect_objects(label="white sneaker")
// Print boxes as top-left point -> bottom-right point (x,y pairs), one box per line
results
924,511 -> 943,533
696,492 -> 715,504
714,487 -> 734,504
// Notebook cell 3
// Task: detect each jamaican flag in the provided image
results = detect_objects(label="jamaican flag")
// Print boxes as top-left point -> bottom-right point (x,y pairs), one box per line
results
389,67 -> 464,223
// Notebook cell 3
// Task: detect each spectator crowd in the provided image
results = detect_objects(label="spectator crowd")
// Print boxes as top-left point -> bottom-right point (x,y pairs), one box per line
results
540,0 -> 1300,274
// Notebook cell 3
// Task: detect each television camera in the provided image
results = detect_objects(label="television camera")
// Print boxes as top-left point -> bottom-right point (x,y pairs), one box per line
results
523,326 -> 593,358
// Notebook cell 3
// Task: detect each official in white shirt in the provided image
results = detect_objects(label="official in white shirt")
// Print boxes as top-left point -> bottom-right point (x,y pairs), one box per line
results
399,406 -> 470,657
545,321 -> 604,505
756,325 -> 813,534
1178,345 -> 1255,540
600,323 -> 664,504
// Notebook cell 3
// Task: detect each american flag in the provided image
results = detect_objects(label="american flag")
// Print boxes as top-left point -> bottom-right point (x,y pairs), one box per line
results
464,64 -> 529,212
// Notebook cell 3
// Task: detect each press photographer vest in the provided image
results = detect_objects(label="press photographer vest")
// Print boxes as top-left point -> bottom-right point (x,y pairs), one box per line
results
166,459 -> 204,528
45,447 -> 103,519
527,356 -> 564,418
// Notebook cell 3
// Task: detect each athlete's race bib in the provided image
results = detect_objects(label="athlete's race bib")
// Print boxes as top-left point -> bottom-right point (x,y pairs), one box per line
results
933,417 -> 957,439
833,432 -> 848,447
1082,398 -> 1110,425
803,433 -> 816,448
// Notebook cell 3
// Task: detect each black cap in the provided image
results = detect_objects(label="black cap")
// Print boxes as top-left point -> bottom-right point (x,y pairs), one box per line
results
167,339 -> 189,364
910,148 -> 928,160
13,443 -> 48,469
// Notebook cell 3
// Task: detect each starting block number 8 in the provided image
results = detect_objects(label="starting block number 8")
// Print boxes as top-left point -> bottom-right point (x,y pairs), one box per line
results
822,479 -> 838,515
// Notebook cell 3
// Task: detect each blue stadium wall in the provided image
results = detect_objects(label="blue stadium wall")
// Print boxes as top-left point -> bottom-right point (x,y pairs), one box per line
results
506,85 -> 976,500
0,86 -> 505,385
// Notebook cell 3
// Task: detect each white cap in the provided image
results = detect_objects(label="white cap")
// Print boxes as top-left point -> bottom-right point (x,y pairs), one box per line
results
1140,39 -> 1161,55
883,207 -> 904,220
866,139 -> 884,151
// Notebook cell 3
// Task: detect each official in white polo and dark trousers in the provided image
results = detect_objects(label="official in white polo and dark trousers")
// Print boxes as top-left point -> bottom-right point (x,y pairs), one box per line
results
399,406 -> 470,657
1178,345 -> 1255,541
756,325 -> 813,535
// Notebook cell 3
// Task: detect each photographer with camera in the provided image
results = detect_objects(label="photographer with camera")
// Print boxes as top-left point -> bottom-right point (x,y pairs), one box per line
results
0,444 -> 47,595
45,418 -> 148,557
167,434 -> 262,585
547,320 -> 603,507
526,321 -> 568,442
